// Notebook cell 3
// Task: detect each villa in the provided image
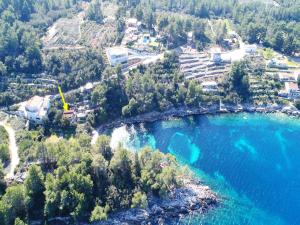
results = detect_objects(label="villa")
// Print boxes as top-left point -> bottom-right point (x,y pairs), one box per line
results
268,59 -> 287,69
106,47 -> 129,67
18,95 -> 51,124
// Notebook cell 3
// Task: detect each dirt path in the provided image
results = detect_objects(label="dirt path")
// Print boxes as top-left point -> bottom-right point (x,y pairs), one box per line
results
0,120 -> 19,179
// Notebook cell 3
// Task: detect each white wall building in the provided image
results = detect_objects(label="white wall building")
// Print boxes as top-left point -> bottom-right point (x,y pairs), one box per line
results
19,95 -> 51,124
106,47 -> 128,67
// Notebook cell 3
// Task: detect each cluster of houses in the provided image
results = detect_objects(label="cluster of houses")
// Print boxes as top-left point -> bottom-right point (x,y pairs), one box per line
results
122,18 -> 160,52
178,35 -> 259,93
18,82 -> 96,125
105,17 -> 162,69
16,17 -> 300,127
278,72 -> 300,99
265,55 -> 300,100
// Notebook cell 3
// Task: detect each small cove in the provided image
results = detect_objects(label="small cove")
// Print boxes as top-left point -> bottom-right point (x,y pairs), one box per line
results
109,113 -> 300,225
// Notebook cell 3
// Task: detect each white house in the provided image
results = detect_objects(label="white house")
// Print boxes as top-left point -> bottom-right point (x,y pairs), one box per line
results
106,47 -> 128,67
19,95 -> 51,124
229,31 -> 238,38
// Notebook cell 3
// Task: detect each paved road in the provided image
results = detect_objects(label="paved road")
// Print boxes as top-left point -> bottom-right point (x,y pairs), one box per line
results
0,120 -> 19,179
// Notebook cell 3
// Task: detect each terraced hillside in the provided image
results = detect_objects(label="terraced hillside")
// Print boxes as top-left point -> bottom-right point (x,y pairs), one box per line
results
179,47 -> 231,82
80,20 -> 117,48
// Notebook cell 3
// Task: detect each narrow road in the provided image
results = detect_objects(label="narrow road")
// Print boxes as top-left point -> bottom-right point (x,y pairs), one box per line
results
0,120 -> 19,179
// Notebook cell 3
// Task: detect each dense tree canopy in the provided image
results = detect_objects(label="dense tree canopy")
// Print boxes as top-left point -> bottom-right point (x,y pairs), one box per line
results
86,0 -> 103,24
222,60 -> 251,102
0,133 -> 183,224
130,0 -> 300,54
89,52 -> 213,126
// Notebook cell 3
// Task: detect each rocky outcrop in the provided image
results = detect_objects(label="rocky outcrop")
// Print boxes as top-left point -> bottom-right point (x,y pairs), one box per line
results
90,179 -> 218,225
39,179 -> 217,225
40,178 -> 218,225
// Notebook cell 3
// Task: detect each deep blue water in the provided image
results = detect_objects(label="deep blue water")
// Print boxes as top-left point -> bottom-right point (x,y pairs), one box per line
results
110,113 -> 300,225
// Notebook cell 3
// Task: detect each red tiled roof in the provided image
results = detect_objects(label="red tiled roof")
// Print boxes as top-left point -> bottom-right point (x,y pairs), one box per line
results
285,82 -> 299,91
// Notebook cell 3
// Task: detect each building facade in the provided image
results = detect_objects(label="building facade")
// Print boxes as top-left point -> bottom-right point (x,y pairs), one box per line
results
19,96 -> 51,124
106,47 -> 129,67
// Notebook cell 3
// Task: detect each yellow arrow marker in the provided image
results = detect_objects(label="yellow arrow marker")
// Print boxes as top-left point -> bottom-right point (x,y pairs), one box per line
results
58,86 -> 69,111
63,103 -> 69,111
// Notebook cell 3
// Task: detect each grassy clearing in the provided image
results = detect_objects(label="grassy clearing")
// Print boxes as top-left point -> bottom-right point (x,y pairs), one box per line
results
259,48 -> 276,59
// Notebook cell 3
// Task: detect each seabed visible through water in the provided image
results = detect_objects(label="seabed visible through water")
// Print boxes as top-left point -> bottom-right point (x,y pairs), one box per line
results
110,113 -> 300,225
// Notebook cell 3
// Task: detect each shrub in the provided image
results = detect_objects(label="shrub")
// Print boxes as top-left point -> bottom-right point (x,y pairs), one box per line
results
90,205 -> 109,222
0,144 -> 9,163
131,191 -> 148,209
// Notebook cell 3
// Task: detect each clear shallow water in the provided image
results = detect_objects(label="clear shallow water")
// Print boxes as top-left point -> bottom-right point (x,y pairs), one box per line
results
110,113 -> 300,225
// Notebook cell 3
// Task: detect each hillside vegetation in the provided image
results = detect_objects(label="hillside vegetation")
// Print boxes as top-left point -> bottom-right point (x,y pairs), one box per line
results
0,133 -> 184,224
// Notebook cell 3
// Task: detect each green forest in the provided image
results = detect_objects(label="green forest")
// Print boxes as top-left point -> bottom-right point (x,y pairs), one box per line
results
0,0 -> 299,224
0,134 -> 183,225
0,0 -> 299,106
46,53 -> 216,131
130,0 -> 299,54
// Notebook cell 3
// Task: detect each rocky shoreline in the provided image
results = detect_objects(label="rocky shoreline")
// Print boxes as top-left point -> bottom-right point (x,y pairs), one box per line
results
79,103 -> 299,225
46,177 -> 218,225
93,179 -> 217,225
93,103 -> 300,138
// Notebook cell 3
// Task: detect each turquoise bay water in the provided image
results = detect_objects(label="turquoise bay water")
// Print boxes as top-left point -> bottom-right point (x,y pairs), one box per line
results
110,113 -> 300,225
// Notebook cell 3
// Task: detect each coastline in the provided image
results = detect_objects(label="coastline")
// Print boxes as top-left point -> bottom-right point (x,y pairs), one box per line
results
46,177 -> 218,225
93,103 -> 299,138
88,103 -> 300,224
93,178 -> 218,225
